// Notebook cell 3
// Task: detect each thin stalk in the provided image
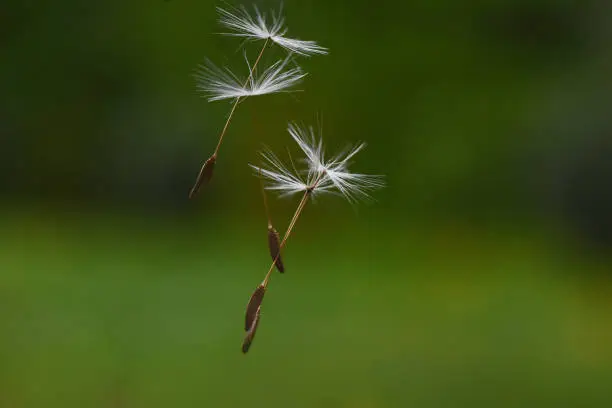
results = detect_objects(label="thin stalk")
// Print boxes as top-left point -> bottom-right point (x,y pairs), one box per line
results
213,38 -> 270,156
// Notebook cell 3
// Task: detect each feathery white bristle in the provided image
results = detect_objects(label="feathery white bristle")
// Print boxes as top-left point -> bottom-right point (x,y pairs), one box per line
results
252,123 -> 385,203
217,6 -> 328,57
271,37 -> 328,57
249,149 -> 312,198
287,123 -> 325,173
196,55 -> 306,102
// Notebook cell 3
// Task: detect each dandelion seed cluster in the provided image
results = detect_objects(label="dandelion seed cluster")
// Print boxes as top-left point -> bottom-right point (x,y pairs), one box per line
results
191,4 -> 384,353
189,4 -> 328,196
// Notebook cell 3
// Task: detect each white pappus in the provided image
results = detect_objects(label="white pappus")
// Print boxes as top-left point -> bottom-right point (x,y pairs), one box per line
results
196,54 -> 306,102
251,123 -> 385,203
217,5 -> 328,56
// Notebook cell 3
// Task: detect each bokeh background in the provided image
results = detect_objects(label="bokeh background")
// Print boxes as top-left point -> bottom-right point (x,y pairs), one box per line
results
2,0 -> 612,406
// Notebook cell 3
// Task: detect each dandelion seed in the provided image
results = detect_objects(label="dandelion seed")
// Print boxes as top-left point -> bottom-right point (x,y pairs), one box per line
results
245,284 -> 266,331
217,5 -> 328,56
268,226 -> 284,273
258,167 -> 285,274
243,125 -> 384,353
189,154 -> 216,198
242,306 -> 261,354
196,55 -> 306,102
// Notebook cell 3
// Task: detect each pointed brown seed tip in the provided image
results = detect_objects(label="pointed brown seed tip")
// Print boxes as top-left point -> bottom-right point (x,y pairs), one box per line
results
245,284 -> 266,331
188,155 -> 216,199
268,226 -> 285,273
242,306 -> 261,354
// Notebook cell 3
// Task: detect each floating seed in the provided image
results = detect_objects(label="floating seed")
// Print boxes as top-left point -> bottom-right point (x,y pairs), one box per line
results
189,154 -> 216,199
268,226 -> 285,273
245,284 -> 266,331
242,306 -> 261,354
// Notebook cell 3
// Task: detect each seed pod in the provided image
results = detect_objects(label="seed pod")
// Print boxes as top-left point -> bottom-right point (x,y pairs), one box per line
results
245,284 -> 266,331
242,306 -> 261,354
268,226 -> 284,273
189,154 -> 216,199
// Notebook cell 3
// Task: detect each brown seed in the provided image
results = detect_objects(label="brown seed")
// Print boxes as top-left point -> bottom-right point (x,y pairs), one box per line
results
268,226 -> 285,273
245,284 -> 266,331
189,154 -> 216,199
242,306 -> 261,354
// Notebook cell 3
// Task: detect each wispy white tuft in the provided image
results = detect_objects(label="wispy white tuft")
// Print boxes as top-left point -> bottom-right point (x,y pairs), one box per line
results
287,123 -> 325,173
196,55 -> 306,102
217,5 -> 328,56
288,123 -> 385,203
251,123 -> 385,203
249,148 -> 325,198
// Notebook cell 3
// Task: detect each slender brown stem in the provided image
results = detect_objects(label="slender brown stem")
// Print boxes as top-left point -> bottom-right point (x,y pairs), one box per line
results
213,38 -> 270,156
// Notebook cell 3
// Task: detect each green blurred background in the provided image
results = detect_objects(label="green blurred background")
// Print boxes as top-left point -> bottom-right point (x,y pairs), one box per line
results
2,0 -> 612,406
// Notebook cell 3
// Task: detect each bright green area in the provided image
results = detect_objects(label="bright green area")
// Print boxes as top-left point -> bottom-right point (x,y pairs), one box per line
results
1,211 -> 611,407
